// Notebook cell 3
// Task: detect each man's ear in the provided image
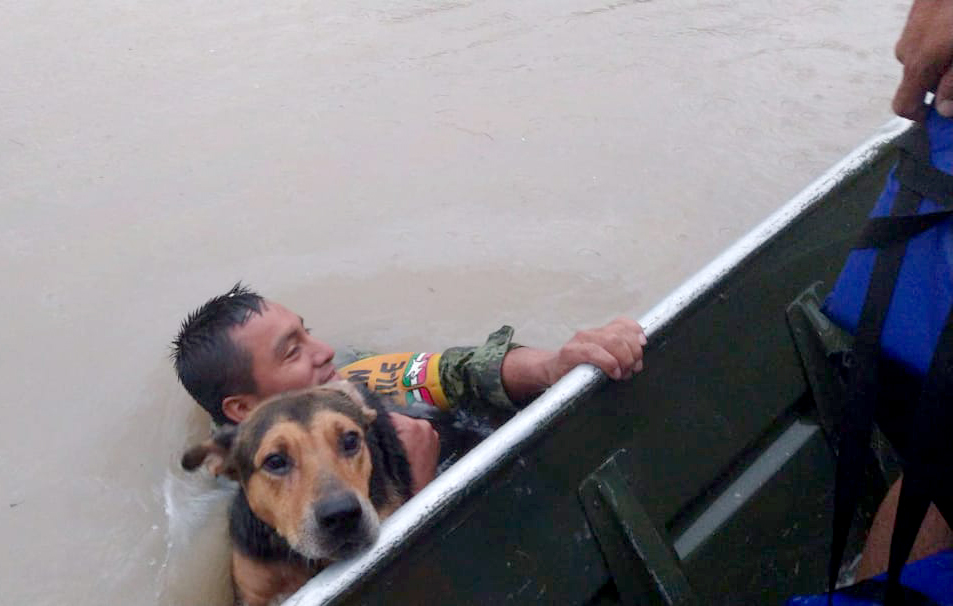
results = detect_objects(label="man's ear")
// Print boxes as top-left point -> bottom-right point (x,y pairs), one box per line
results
181,425 -> 238,479
222,394 -> 257,424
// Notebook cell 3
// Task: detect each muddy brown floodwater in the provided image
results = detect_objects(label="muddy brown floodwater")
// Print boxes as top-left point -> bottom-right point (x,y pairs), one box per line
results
1,0 -> 909,604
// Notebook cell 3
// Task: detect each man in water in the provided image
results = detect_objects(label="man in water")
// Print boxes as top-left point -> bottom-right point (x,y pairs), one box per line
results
172,283 -> 647,492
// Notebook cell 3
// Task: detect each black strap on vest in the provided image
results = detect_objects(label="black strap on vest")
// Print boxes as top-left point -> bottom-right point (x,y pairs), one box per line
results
896,149 -> 953,201
854,151 -> 953,248
827,124 -> 953,605
856,210 -> 952,249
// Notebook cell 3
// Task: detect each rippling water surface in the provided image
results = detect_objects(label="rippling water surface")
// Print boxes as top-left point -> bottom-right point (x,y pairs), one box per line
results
0,0 -> 908,603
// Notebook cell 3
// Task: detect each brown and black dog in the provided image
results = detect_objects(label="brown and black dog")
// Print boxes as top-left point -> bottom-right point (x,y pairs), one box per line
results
181,382 -> 412,606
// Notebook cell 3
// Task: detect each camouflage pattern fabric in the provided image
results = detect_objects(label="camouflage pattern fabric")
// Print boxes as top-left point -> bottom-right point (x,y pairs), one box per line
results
438,325 -> 521,415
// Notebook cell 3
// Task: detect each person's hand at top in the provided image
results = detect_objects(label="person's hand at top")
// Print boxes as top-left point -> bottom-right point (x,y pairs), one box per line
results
501,316 -> 647,403
542,316 -> 647,383
893,0 -> 953,121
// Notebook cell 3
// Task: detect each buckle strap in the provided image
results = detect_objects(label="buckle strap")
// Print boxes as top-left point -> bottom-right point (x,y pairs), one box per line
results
855,208 -> 953,249
852,121 -> 953,251
895,149 -> 953,205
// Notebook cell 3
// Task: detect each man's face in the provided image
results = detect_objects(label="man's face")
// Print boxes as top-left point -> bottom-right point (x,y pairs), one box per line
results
230,301 -> 341,407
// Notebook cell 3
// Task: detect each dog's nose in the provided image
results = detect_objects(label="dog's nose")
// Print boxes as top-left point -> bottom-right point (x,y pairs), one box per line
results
316,493 -> 362,535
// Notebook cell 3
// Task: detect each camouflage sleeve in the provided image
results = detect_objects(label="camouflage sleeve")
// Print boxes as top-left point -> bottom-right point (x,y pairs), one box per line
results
438,325 -> 522,415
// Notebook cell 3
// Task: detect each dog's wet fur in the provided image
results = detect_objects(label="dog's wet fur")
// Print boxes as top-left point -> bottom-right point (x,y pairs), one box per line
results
181,382 -> 412,606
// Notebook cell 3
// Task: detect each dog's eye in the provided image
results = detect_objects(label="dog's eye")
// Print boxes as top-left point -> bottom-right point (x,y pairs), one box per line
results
262,453 -> 291,475
341,431 -> 362,456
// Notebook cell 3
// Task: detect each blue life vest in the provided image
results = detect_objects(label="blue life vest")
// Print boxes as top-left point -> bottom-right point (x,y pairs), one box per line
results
823,110 -> 953,375
818,109 -> 953,605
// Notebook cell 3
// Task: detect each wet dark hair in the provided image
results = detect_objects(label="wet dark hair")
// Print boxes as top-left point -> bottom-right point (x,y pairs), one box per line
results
171,283 -> 265,425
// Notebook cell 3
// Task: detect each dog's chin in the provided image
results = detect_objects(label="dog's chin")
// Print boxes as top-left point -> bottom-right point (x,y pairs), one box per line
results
326,533 -> 377,561
322,516 -> 381,561
293,514 -> 381,562
293,531 -> 377,563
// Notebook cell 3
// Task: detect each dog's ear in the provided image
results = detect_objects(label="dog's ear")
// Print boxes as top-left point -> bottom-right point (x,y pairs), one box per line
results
323,380 -> 378,425
181,424 -> 238,479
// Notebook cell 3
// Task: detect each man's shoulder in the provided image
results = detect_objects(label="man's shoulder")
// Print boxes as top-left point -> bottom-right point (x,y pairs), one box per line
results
333,348 -> 378,368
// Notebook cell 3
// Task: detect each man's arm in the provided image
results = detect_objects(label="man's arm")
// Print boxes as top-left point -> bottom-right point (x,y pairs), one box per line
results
349,317 -> 647,494
439,317 -> 647,412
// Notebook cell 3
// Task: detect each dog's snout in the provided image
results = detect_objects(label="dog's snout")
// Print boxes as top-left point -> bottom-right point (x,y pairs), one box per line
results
316,493 -> 362,535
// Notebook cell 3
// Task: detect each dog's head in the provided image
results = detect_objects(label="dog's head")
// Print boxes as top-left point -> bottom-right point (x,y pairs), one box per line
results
182,381 -> 384,561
